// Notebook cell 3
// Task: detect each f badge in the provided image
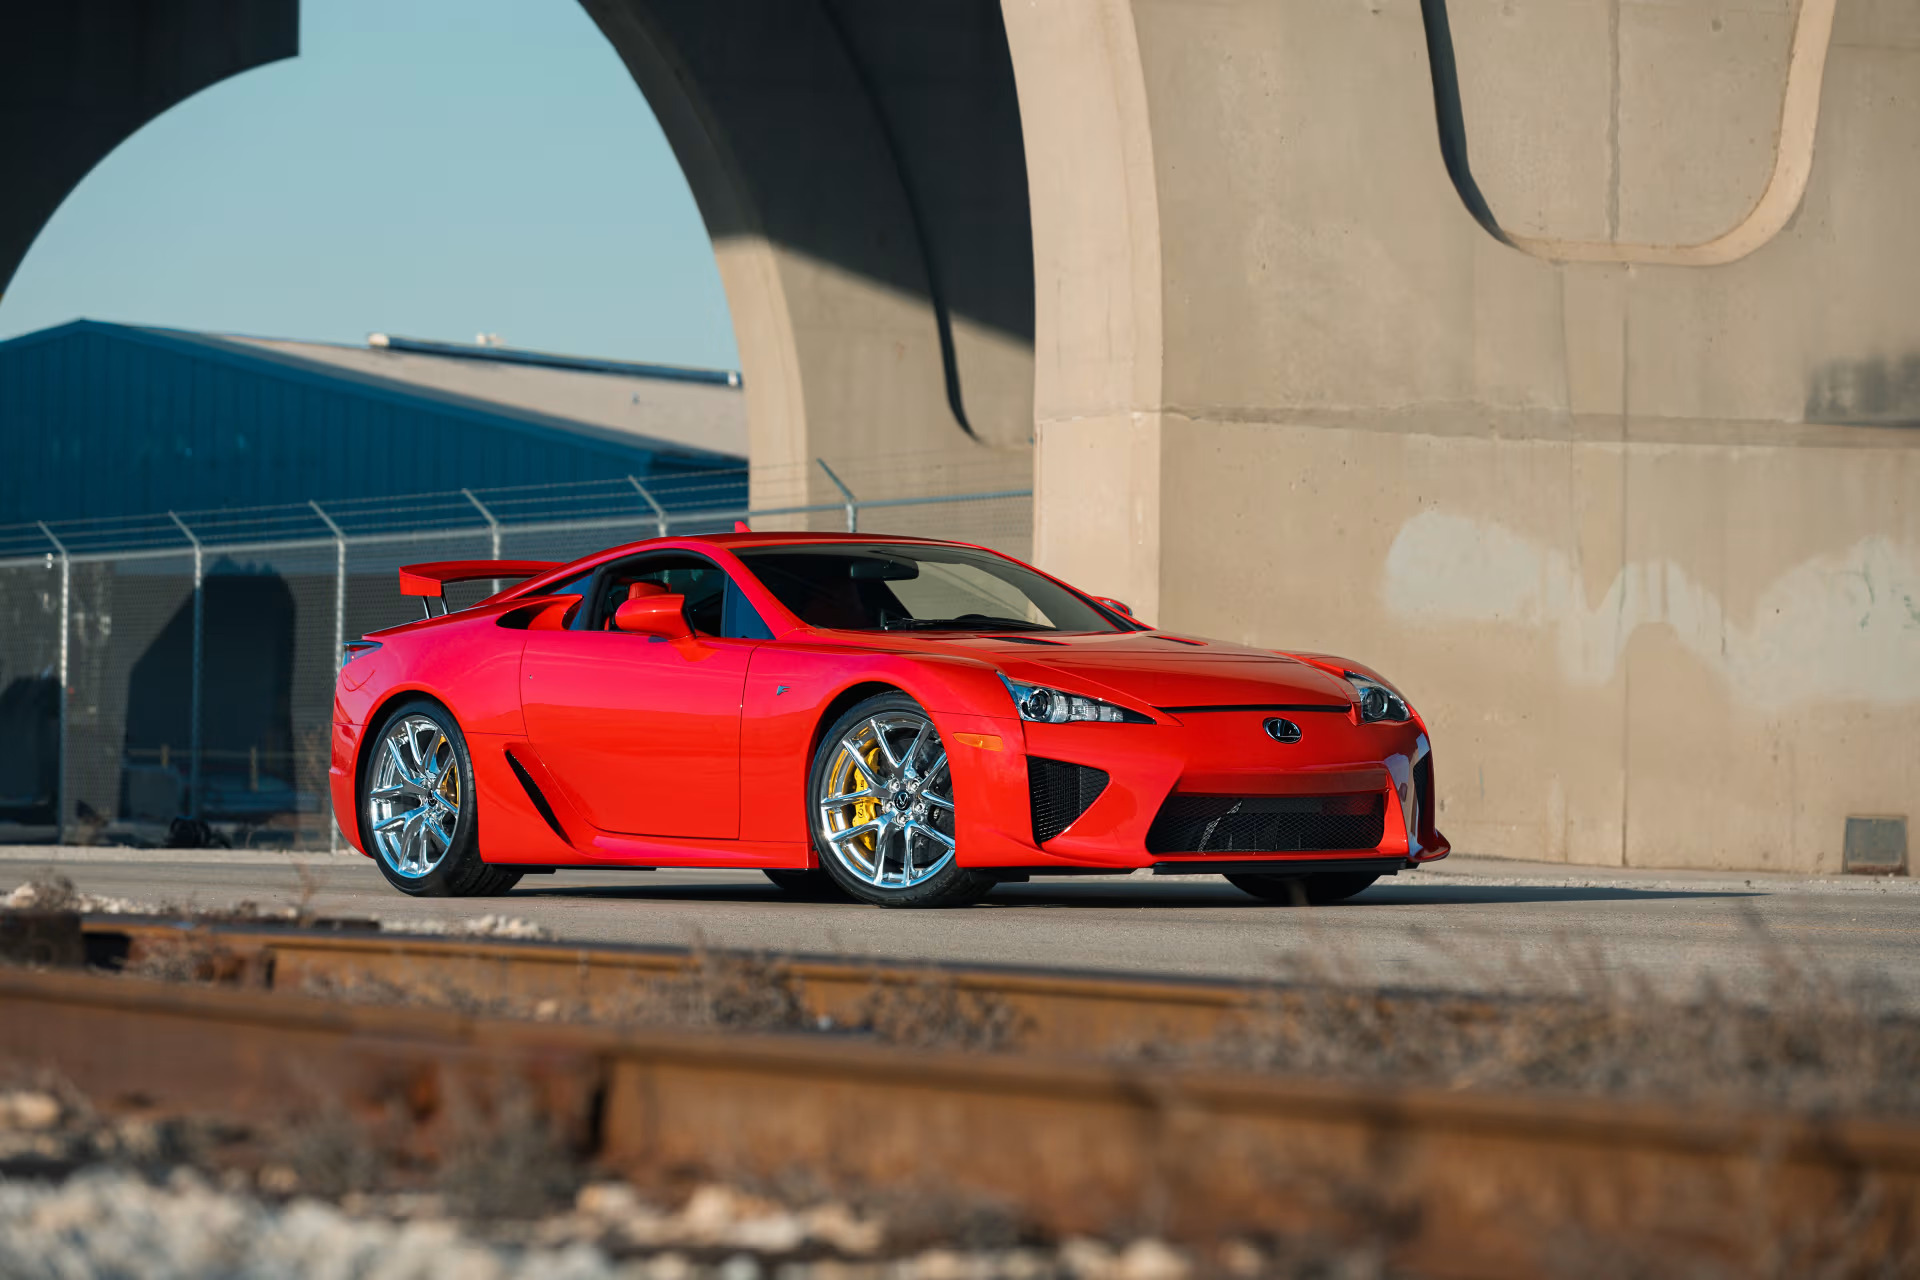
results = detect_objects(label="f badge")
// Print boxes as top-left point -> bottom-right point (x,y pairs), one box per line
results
1263,717 -> 1302,744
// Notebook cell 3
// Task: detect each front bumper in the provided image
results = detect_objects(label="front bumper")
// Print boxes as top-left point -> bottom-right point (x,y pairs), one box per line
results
953,708 -> 1448,871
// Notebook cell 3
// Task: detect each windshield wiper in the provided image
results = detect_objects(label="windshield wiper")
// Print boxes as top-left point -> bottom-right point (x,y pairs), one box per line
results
880,616 -> 1055,632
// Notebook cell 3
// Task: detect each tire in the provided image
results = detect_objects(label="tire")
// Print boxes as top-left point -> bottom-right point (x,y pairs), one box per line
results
762,868 -> 853,901
808,693 -> 994,908
1226,871 -> 1380,905
361,699 -> 522,898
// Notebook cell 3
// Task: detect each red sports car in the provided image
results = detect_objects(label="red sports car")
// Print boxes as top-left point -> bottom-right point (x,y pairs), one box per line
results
331,533 -> 1447,907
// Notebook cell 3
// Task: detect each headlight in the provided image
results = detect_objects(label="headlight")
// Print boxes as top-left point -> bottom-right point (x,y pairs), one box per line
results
1345,672 -> 1411,723
999,674 -> 1152,724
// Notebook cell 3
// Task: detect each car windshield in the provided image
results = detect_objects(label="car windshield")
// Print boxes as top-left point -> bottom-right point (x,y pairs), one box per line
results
734,543 -> 1123,633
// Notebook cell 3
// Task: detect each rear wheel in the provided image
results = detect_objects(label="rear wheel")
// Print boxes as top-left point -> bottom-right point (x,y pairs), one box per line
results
809,694 -> 994,908
361,699 -> 521,898
1226,871 -> 1380,905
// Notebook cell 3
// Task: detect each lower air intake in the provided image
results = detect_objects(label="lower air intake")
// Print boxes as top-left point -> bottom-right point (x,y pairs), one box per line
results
1029,757 -> 1110,843
1146,793 -> 1384,854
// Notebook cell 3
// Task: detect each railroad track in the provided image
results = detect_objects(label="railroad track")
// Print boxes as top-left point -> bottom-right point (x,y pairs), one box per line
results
85,916 -> 1276,1054
0,915 -> 1915,1276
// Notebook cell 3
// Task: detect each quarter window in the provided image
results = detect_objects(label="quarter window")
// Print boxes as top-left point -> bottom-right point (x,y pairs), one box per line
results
580,553 -> 772,640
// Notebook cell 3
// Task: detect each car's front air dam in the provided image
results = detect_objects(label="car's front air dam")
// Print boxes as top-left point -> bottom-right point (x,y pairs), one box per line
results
965,711 -> 1441,871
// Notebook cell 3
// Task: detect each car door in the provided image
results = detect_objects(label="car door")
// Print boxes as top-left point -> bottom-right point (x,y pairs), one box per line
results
519,551 -> 771,839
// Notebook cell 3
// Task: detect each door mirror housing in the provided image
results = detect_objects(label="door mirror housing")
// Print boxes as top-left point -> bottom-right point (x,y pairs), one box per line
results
613,593 -> 691,639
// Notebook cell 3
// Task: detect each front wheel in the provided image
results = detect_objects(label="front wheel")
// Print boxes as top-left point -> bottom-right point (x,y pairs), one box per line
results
361,699 -> 521,897
1226,871 -> 1380,905
809,693 -> 994,908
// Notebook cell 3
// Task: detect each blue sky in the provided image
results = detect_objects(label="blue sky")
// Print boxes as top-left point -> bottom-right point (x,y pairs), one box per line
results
0,0 -> 738,370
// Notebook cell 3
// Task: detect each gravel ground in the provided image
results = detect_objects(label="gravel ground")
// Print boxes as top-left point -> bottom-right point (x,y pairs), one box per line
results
0,1088 -> 1327,1280
0,1170 -> 1278,1280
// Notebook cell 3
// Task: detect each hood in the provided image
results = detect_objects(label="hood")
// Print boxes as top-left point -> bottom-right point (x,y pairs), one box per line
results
917,631 -> 1356,711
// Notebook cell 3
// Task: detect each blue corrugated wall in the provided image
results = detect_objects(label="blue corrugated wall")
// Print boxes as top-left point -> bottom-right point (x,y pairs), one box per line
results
0,321 -> 742,526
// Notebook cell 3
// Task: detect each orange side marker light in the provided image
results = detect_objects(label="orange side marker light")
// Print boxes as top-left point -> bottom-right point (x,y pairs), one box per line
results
953,733 -> 1003,752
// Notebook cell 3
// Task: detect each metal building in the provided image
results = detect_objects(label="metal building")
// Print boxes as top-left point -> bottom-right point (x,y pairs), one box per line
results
0,320 -> 747,526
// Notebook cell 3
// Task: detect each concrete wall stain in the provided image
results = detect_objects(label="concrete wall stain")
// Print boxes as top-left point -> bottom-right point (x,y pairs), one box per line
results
1805,354 -> 1920,428
1383,510 -> 1920,709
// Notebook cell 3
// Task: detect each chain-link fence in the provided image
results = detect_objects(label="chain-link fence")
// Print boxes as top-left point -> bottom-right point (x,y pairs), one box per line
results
0,458 -> 1032,850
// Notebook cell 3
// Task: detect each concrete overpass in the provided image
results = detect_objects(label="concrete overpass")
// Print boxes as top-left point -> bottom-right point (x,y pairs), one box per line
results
5,0 -> 1915,873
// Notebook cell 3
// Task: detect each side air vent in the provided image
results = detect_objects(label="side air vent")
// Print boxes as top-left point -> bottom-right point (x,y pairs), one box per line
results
1413,754 -> 1436,845
1029,757 -> 1109,843
1146,792 -> 1384,855
504,748 -> 568,842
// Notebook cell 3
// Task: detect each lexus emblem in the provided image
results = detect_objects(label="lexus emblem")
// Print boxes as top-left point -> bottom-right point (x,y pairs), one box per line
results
1263,717 -> 1302,744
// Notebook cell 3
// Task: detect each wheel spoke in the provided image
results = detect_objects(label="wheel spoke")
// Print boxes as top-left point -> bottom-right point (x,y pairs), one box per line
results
826,819 -> 883,846
401,723 -> 428,773
822,786 -> 878,808
383,739 -> 424,790
404,804 -> 428,842
902,720 -> 929,776
839,737 -> 881,786
915,822 -> 956,851
869,718 -> 901,770
372,809 -> 413,833
423,812 -> 453,849
370,782 -> 414,801
922,790 -> 954,811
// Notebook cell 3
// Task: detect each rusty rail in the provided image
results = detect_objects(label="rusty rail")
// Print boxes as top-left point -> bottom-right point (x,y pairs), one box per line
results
5,922 -> 1919,1275
84,917 -> 1263,1055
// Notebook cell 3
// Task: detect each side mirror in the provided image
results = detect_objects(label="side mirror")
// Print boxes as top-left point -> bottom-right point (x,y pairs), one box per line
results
613,593 -> 691,639
1094,596 -> 1135,618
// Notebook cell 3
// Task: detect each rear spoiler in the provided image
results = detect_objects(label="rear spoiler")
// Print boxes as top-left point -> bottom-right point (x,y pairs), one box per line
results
398,561 -> 560,614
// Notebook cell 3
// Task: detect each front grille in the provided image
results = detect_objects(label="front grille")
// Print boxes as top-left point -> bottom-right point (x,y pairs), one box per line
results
1146,792 -> 1384,854
1029,757 -> 1110,843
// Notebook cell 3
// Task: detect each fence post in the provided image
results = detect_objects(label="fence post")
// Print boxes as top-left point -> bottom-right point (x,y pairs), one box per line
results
462,488 -> 503,593
817,458 -> 858,533
168,511 -> 203,819
627,476 -> 670,538
37,523 -> 69,845
310,501 -> 347,854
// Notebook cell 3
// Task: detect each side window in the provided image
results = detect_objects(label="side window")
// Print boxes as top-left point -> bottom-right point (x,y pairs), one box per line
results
723,577 -> 775,640
583,553 -> 773,640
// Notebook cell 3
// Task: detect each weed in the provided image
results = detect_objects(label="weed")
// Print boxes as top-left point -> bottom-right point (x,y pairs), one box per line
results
853,974 -> 1029,1052
1160,920 -> 1920,1116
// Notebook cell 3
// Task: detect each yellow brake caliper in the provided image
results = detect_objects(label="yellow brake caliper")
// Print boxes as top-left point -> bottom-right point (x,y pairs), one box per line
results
848,742 -> 885,854
435,733 -> 458,809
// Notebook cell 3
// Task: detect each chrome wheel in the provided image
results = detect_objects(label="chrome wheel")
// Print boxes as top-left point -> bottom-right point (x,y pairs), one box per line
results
368,714 -> 462,879
815,711 -> 956,890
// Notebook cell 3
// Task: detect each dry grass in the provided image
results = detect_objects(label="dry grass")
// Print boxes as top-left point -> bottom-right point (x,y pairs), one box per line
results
1139,918 -> 1920,1117
296,945 -> 1028,1054
852,974 -> 1030,1052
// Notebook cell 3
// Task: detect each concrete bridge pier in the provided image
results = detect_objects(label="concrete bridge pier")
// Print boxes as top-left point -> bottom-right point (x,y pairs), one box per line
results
1012,0 -> 1919,872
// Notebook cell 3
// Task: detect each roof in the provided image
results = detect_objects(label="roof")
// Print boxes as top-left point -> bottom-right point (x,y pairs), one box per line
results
215,331 -> 748,459
0,320 -> 745,462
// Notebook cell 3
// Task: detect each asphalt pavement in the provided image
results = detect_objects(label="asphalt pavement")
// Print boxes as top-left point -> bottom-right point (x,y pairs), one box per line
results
7,844 -> 1917,1005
